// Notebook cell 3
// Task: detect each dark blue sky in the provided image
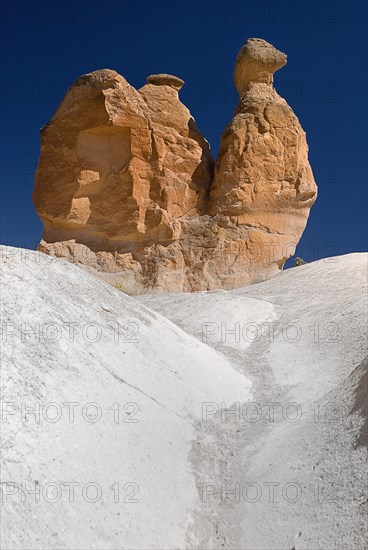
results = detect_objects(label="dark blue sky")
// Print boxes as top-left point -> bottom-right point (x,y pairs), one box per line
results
1,0 -> 367,263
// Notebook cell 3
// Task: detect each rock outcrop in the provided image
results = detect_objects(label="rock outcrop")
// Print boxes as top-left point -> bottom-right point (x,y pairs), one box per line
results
33,38 -> 317,291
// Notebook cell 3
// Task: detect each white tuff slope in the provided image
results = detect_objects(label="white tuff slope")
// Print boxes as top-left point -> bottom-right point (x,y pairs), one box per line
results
1,247 -> 367,549
140,253 -> 368,549
0,246 -> 251,550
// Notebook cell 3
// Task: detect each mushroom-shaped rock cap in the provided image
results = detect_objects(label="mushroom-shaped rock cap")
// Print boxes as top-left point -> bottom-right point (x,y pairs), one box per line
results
147,74 -> 185,90
234,38 -> 287,94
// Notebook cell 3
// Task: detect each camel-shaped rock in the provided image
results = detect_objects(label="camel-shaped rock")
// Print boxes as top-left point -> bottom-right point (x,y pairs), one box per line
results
33,39 -> 317,291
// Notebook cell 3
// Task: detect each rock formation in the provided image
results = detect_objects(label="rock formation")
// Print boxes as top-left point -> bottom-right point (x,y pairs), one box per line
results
33,38 -> 317,291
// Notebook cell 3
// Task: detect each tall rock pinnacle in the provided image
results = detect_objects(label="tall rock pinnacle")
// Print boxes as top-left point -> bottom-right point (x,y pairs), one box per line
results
209,38 -> 317,280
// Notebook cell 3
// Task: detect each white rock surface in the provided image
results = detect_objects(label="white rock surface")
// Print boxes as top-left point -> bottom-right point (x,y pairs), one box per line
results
1,247 -> 367,549
140,253 -> 368,549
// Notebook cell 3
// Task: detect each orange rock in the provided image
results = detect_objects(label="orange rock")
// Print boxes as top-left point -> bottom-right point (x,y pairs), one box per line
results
33,39 -> 317,292
209,38 -> 317,282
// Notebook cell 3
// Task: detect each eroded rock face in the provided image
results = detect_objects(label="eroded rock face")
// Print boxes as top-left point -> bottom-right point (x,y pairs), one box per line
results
33,39 -> 317,292
209,38 -> 317,280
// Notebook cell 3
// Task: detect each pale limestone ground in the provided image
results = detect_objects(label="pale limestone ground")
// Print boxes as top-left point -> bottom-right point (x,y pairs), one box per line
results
1,247 -> 367,549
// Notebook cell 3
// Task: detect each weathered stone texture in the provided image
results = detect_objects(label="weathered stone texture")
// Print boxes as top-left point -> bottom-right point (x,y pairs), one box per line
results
33,39 -> 317,291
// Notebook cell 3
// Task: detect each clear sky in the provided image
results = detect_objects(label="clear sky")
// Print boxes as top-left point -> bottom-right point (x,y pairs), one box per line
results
1,0 -> 367,264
